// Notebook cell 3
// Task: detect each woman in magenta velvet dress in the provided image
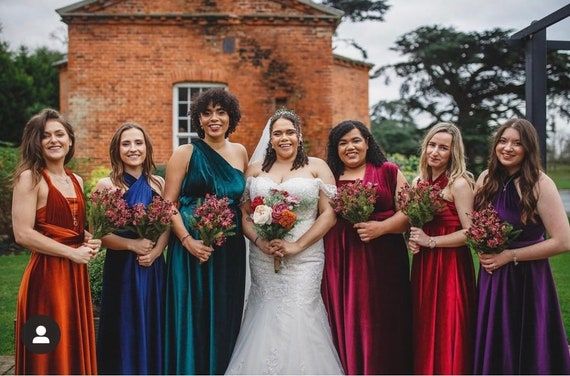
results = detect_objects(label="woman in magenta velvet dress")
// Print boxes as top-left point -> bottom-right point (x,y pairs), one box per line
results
322,120 -> 412,374
407,123 -> 476,374
473,118 -> 570,374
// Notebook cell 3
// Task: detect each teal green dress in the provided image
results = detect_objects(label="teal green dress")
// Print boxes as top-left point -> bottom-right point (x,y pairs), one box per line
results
164,139 -> 246,374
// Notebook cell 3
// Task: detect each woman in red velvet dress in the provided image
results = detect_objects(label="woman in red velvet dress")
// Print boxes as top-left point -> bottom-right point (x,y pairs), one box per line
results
408,122 -> 476,374
12,109 -> 100,374
322,120 -> 412,374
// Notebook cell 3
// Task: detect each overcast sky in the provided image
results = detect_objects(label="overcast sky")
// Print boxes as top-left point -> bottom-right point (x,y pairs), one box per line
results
0,0 -> 568,128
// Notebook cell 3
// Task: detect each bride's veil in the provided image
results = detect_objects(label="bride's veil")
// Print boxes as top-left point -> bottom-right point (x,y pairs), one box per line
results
249,118 -> 271,166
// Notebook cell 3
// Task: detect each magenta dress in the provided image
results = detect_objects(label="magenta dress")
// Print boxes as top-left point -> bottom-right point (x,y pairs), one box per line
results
322,162 -> 412,374
474,179 -> 570,374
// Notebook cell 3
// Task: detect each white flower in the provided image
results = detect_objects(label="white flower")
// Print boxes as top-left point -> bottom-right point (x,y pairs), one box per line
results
252,205 -> 273,225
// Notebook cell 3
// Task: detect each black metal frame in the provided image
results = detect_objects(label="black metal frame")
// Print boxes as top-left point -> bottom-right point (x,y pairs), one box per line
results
508,4 -> 570,169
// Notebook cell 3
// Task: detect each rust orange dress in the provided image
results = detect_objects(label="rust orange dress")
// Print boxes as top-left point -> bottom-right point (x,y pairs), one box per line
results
15,170 -> 97,375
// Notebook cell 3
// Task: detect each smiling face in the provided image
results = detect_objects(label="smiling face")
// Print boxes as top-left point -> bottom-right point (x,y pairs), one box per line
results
119,127 -> 147,171
337,127 -> 368,169
426,131 -> 452,173
199,103 -> 230,140
270,117 -> 299,161
41,120 -> 72,163
496,127 -> 525,174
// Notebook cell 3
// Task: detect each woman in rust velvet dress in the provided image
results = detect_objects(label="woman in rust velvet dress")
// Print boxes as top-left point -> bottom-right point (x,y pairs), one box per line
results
408,123 -> 476,374
12,109 -> 99,374
322,120 -> 412,374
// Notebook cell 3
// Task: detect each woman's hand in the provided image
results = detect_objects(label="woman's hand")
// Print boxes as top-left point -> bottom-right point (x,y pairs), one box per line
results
137,246 -> 162,267
354,221 -> 383,242
128,238 -> 155,255
478,251 -> 510,274
269,239 -> 302,258
182,236 -> 214,263
68,245 -> 97,264
255,238 -> 273,256
408,240 -> 421,254
409,227 -> 430,247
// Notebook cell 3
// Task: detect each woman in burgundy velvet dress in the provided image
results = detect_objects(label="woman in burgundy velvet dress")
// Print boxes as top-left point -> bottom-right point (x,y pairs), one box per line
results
473,118 -> 570,374
322,120 -> 412,374
408,122 -> 476,374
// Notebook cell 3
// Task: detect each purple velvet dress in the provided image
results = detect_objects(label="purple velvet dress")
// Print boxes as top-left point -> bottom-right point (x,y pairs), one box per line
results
474,180 -> 570,374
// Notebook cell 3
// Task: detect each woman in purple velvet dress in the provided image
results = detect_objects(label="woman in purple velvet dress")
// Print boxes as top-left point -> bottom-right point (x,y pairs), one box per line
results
322,120 -> 412,374
473,118 -> 570,374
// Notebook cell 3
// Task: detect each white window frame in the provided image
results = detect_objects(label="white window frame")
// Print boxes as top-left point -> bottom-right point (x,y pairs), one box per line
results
172,82 -> 226,147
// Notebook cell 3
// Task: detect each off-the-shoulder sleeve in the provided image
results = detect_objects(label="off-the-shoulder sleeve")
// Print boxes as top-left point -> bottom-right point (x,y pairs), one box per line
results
316,178 -> 337,198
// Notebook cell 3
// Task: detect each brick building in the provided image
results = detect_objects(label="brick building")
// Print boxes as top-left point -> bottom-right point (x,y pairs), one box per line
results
56,0 -> 372,166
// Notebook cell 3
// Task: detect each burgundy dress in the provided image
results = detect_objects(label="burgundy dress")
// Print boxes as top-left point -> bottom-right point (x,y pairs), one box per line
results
322,162 -> 412,374
410,174 -> 476,374
473,178 -> 570,374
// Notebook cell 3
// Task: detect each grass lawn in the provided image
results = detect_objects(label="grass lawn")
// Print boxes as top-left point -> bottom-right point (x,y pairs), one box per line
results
548,163 -> 570,189
0,252 -> 29,355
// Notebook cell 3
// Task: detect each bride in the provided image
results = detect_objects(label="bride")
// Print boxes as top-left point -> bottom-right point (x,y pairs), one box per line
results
226,109 -> 344,374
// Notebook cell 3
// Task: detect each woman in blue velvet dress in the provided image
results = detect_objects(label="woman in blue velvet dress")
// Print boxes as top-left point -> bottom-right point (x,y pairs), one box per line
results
163,88 -> 248,374
96,123 -> 168,374
473,118 -> 570,374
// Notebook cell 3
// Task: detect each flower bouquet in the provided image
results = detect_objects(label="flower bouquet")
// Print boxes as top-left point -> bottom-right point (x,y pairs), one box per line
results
466,204 -> 521,254
250,188 -> 301,273
129,195 -> 176,242
188,194 -> 236,249
88,188 -> 132,239
330,179 -> 378,224
397,180 -> 445,228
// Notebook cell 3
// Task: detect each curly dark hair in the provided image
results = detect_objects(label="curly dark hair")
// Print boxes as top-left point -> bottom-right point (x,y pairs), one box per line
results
326,120 -> 387,178
262,109 -> 309,172
190,88 -> 241,139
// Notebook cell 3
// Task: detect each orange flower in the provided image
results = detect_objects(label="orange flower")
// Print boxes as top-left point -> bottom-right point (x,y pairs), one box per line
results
277,210 -> 297,230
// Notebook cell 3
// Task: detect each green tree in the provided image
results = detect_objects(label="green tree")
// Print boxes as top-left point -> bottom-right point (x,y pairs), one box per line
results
320,0 -> 390,22
370,99 -> 422,156
376,26 -> 570,170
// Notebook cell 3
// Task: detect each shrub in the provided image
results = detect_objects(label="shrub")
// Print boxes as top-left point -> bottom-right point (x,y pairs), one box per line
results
388,153 -> 419,183
88,248 -> 106,311
0,145 -> 19,242
84,165 -> 111,197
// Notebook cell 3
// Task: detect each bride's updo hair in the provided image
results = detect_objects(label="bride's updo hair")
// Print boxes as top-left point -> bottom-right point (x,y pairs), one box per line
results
261,108 -> 309,172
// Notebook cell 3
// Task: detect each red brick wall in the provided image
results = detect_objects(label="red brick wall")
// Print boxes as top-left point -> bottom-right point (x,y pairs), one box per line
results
331,58 -> 371,127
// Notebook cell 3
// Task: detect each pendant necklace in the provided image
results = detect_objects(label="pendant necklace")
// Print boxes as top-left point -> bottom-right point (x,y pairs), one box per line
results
503,173 -> 519,191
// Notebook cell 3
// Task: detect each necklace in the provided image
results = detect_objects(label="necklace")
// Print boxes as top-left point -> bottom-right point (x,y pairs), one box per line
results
503,173 -> 519,191
48,172 -> 77,228
49,172 -> 71,186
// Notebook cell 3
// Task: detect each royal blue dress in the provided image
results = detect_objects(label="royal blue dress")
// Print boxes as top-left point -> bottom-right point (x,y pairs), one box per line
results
164,139 -> 246,374
97,173 -> 165,374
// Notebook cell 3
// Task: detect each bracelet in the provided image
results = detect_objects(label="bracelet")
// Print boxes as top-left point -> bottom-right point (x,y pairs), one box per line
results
254,236 -> 259,246
512,249 -> 518,265
180,234 -> 191,243
428,237 -> 437,249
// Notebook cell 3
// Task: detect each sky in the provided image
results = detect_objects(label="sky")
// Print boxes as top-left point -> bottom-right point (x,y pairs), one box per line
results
0,0 -> 569,130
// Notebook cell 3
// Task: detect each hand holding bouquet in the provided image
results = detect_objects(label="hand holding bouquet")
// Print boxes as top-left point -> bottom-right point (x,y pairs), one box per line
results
466,204 -> 521,254
130,195 -> 176,243
88,188 -> 132,239
188,194 -> 236,249
397,180 -> 445,228
251,188 -> 301,273
330,180 -> 378,224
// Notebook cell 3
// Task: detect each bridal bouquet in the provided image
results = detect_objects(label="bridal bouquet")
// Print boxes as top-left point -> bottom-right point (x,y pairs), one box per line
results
466,204 -> 521,254
88,188 -> 132,239
129,195 -> 176,242
330,180 -> 378,224
250,188 -> 301,273
188,194 -> 236,248
397,180 -> 445,228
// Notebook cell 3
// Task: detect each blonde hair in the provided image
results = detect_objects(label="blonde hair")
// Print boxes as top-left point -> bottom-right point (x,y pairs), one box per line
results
418,122 -> 474,189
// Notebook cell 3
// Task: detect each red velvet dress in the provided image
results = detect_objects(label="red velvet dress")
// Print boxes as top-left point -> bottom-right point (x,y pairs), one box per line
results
410,174 -> 476,374
15,170 -> 97,375
322,162 -> 412,374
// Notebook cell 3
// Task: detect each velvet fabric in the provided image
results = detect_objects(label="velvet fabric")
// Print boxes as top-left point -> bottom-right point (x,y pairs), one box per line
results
473,178 -> 570,374
16,170 -> 97,375
410,174 -> 476,374
164,138 -> 246,374
322,162 -> 412,374
97,173 -> 165,374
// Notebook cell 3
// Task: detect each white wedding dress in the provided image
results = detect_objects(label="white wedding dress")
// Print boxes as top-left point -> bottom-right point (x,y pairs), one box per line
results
226,176 -> 344,375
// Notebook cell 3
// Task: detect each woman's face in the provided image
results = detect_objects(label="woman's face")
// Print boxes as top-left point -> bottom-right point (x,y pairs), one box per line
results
119,127 -> 147,170
41,120 -> 72,162
337,128 -> 368,169
199,103 -> 229,140
496,127 -> 525,173
426,131 -> 452,172
270,118 -> 299,161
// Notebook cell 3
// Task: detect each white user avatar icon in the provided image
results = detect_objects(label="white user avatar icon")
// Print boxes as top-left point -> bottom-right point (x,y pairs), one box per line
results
32,325 -> 50,344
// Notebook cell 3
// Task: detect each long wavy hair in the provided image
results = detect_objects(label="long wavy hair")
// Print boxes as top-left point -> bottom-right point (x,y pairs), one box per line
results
474,118 -> 542,224
418,122 -> 474,188
261,109 -> 309,172
13,108 -> 76,186
109,122 -> 161,189
326,120 -> 387,179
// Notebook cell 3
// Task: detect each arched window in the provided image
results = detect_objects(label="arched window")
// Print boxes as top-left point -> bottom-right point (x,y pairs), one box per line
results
172,83 -> 226,146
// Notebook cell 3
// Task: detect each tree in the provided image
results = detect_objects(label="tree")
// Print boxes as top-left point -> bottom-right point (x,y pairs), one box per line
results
370,99 -> 422,156
375,26 -> 570,170
320,0 -> 390,22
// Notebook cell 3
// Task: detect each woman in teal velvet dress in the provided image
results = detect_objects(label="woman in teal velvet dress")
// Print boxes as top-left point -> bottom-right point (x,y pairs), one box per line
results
163,88 -> 248,374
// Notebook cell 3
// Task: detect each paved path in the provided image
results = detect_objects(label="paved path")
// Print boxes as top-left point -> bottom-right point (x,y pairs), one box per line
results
0,356 -> 14,375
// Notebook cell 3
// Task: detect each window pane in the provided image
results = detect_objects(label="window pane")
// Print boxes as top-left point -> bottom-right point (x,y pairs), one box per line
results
178,103 -> 188,117
178,87 -> 188,100
178,119 -> 188,133
191,88 -> 201,100
179,137 -> 189,145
